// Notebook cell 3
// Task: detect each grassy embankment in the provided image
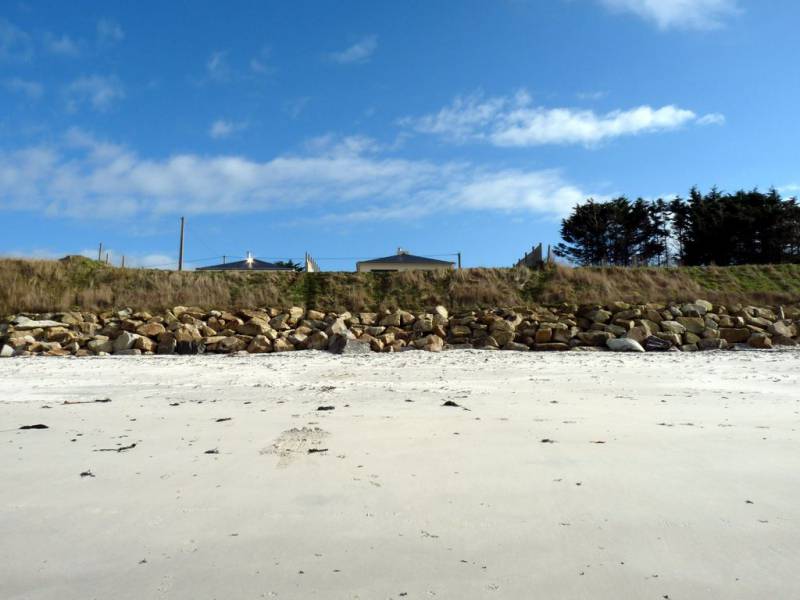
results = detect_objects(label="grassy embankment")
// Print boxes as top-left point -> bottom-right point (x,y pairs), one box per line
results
1,256 -> 800,314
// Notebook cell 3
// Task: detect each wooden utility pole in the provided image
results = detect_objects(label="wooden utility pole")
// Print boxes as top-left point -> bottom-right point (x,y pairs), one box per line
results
105,253 -> 109,264
97,243 -> 103,261
457,252 -> 462,270
121,256 -> 125,268
178,216 -> 185,271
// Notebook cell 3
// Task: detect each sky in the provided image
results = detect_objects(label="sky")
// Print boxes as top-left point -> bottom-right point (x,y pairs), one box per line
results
1,0 -> 798,270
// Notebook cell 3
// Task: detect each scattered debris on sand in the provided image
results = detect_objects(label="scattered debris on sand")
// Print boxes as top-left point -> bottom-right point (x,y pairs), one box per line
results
96,442 -> 136,453
64,398 -> 111,405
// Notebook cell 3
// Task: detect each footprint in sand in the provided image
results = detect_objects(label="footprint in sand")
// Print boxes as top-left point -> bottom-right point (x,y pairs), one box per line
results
262,427 -> 329,468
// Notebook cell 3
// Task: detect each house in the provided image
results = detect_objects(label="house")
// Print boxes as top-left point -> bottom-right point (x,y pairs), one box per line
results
356,249 -> 455,273
197,252 -> 295,272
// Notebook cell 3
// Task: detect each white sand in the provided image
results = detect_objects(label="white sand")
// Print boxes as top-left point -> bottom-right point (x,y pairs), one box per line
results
1,349 -> 799,599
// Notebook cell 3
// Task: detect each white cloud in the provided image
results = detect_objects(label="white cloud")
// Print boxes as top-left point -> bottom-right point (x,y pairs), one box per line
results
0,18 -> 33,62
43,32 -> 81,56
97,19 -> 124,44
329,35 -> 377,64
778,184 -> 800,197
206,51 -> 231,81
4,77 -> 43,99
209,119 -> 248,139
402,91 -> 723,147
285,96 -> 310,119
0,129 -> 599,222
697,112 -> 726,126
598,0 -> 740,30
249,46 -> 272,74
64,75 -> 125,112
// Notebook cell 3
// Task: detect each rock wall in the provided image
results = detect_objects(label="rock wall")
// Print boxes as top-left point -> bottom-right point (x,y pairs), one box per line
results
1,301 -> 798,357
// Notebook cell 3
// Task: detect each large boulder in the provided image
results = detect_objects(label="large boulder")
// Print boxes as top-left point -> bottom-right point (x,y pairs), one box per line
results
0,344 -> 15,357
174,324 -> 202,343
113,332 -> 139,353
680,303 -> 708,317
624,325 -> 651,344
247,335 -> 272,354
643,335 -> 672,351
773,335 -> 798,346
577,331 -> 614,346
272,338 -> 295,352
426,335 -> 445,352
491,330 -> 515,346
747,333 -> 773,349
694,299 -> 713,313
176,340 -> 205,355
533,342 -> 571,351
87,337 -> 114,354
503,341 -> 529,352
607,338 -> 645,353
698,338 -> 727,351
768,321 -> 795,338
157,334 -> 177,354
136,322 -> 166,338
307,331 -> 329,350
450,324 -> 471,338
675,317 -> 705,334
237,318 -> 273,337
327,318 -> 351,337
11,316 -> 66,330
660,320 -> 686,335
306,309 -> 326,321
719,328 -> 750,343
134,336 -> 156,353
328,335 -> 371,355
586,309 -> 612,324
217,336 -> 247,353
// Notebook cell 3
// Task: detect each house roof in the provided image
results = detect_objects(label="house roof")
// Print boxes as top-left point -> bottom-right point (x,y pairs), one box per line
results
358,253 -> 454,266
197,258 -> 294,271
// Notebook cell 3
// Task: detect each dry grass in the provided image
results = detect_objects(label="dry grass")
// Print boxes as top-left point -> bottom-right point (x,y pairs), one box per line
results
1,256 -> 799,315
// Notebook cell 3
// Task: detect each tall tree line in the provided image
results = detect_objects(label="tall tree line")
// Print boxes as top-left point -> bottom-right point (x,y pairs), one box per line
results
554,188 -> 800,266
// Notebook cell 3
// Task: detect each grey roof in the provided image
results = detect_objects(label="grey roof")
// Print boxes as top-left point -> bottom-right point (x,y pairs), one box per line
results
358,253 -> 454,266
197,258 -> 294,271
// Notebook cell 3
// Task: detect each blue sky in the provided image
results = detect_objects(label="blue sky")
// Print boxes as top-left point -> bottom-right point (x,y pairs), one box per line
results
1,0 -> 798,269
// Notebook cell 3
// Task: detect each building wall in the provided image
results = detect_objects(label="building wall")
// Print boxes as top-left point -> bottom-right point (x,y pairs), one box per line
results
356,262 -> 454,273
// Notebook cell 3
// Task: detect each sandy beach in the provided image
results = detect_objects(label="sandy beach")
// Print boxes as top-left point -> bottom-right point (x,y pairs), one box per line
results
2,349 -> 799,599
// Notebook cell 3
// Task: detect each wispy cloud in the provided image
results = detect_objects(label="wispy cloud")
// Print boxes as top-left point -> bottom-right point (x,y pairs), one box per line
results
778,184 -> 800,197
697,112 -> 726,126
209,119 -> 248,139
598,0 -> 740,30
97,19 -> 124,44
64,75 -> 125,112
401,90 -> 724,147
577,90 -> 607,101
0,129 -> 600,222
329,35 -> 377,64
285,96 -> 310,119
249,46 -> 272,74
0,18 -> 34,62
43,32 -> 81,56
4,77 -> 43,99
206,51 -> 231,82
